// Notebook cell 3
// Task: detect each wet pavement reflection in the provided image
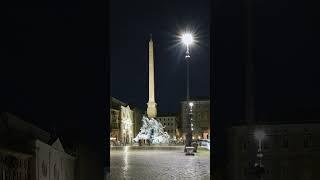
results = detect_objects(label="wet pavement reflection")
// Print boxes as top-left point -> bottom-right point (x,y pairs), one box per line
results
110,146 -> 210,180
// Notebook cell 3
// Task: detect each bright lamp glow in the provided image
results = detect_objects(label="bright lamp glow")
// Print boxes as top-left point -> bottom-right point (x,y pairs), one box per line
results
189,102 -> 194,107
254,130 -> 266,141
181,33 -> 194,46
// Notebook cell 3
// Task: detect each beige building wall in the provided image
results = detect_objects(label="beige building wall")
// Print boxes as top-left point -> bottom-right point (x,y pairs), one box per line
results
120,105 -> 134,144
110,108 -> 120,142
35,139 -> 75,180
110,97 -> 138,144
157,116 -> 177,139
181,99 -> 210,140
133,108 -> 143,137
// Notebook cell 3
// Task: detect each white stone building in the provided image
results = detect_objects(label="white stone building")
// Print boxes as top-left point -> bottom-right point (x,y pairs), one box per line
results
35,138 -> 75,180
120,105 -> 134,144
0,112 -> 76,180
110,97 -> 135,145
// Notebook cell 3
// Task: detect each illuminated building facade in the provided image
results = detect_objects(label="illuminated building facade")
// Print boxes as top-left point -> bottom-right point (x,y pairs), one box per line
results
157,113 -> 178,139
110,97 -> 139,145
180,98 -> 210,140
120,105 -> 134,144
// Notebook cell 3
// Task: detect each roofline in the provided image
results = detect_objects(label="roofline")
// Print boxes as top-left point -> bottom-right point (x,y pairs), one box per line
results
110,97 -> 127,106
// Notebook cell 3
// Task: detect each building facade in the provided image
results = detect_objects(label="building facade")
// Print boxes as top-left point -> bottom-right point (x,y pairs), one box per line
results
120,105 -> 134,144
35,138 -> 75,180
110,108 -> 120,142
227,122 -> 320,180
181,98 -> 210,140
110,97 -> 139,145
0,112 -> 76,180
157,114 -> 177,139
132,107 -> 143,138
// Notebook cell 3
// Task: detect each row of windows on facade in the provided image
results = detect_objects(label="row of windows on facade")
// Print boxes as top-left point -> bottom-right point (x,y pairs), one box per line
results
0,156 -> 30,180
162,123 -> 174,126
242,134 -> 313,151
194,112 -> 209,119
164,129 -> 175,133
158,118 -> 176,121
0,155 -> 30,168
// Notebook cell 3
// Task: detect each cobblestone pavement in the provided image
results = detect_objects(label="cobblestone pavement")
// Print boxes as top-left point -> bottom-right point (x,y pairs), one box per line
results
110,146 -> 210,180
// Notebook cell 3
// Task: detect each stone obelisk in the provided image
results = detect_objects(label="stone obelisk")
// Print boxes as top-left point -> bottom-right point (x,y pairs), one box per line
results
147,34 -> 157,118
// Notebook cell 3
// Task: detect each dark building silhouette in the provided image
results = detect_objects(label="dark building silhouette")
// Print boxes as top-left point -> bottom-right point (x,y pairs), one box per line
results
227,121 -> 320,180
0,112 -> 105,180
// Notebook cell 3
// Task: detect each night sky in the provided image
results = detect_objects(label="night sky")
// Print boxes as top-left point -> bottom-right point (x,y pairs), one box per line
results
110,0 -> 210,114
213,0 -> 320,163
213,0 -> 320,124
2,0 -> 108,149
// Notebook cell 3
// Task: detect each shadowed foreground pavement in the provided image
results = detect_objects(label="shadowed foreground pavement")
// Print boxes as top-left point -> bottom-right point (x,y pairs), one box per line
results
110,146 -> 210,180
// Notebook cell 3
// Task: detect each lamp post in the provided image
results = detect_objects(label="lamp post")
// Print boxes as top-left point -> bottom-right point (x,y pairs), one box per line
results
181,33 -> 194,149
182,33 -> 193,100
254,129 -> 266,180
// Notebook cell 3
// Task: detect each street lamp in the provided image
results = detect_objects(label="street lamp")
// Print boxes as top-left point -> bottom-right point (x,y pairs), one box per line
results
189,102 -> 194,107
181,33 -> 194,100
254,130 -> 265,152
182,33 -> 194,59
254,129 -> 266,179
181,32 -> 194,152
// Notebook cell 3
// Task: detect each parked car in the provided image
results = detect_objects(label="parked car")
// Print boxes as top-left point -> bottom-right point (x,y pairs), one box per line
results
198,139 -> 210,147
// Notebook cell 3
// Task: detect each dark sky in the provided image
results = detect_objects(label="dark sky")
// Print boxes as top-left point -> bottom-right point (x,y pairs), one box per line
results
254,0 -> 320,121
213,0 -> 320,125
213,0 -> 320,163
1,0 -> 108,149
110,0 -> 210,114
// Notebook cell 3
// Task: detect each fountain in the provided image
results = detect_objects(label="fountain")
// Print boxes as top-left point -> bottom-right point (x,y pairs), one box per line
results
133,116 -> 170,144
